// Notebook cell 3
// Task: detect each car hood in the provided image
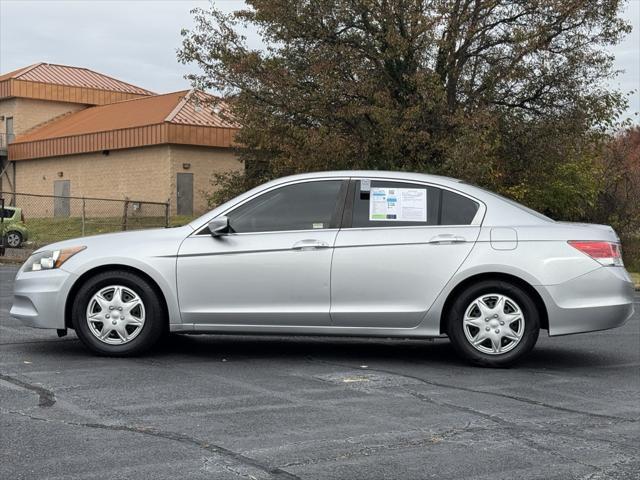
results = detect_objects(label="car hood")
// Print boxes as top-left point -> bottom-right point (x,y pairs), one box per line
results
33,226 -> 194,256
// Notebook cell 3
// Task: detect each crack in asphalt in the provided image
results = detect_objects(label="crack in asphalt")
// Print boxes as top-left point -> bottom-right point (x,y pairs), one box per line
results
2,408 -> 301,480
404,390 -> 616,478
305,358 -> 638,478
278,424 -> 474,469
307,358 -> 636,423
0,373 -> 56,407
82,423 -> 302,480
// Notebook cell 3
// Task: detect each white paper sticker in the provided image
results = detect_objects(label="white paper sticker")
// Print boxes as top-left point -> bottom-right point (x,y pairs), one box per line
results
361,179 -> 371,192
369,187 -> 427,222
312,222 -> 324,229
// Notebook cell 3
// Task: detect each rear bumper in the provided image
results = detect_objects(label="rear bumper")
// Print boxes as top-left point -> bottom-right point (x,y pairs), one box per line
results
10,267 -> 75,329
538,267 -> 635,336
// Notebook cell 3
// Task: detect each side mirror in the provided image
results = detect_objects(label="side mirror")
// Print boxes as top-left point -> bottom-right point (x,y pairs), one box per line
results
208,216 -> 230,237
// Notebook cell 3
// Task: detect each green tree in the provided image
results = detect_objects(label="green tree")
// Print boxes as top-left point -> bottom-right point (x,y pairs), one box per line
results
178,0 -> 631,217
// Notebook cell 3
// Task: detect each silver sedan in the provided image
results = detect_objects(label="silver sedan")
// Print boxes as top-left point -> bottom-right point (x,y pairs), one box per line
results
11,171 -> 635,366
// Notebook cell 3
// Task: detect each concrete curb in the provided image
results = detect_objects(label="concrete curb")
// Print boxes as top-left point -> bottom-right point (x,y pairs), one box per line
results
0,257 -> 23,265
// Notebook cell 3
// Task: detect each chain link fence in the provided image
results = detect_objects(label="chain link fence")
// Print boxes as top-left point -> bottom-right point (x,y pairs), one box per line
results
0,192 -> 170,256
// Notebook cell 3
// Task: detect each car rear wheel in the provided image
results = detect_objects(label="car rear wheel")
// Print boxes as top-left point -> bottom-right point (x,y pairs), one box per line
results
71,270 -> 166,356
447,280 -> 540,367
5,231 -> 23,248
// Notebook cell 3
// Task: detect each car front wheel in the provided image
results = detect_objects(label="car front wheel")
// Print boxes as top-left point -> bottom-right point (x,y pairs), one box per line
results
71,270 -> 166,356
447,280 -> 540,367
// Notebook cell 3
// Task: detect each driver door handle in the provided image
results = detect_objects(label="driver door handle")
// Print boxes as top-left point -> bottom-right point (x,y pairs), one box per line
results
292,239 -> 330,250
428,234 -> 466,244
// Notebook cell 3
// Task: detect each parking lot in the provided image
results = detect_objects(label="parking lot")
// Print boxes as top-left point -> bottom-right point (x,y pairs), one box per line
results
1,264 -> 639,480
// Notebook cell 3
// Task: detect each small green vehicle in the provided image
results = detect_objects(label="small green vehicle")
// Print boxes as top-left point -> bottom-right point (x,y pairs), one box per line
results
1,206 -> 29,248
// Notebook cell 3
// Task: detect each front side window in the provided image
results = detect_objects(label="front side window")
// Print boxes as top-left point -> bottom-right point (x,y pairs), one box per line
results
227,180 -> 345,233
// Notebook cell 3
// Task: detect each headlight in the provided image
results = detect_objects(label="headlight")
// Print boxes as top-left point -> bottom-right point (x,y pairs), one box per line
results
24,246 -> 86,272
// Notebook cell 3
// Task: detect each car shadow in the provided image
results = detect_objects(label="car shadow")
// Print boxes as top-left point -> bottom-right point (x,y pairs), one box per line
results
150,333 -> 630,371
157,333 -> 459,363
9,332 -> 632,372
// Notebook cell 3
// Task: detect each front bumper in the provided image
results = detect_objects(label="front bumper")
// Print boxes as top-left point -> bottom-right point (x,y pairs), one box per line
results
539,267 -> 635,336
10,267 -> 76,329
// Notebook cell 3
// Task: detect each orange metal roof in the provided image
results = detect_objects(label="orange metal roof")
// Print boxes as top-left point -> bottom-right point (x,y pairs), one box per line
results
15,90 -> 236,143
166,90 -> 239,128
0,63 -> 153,95
9,89 -> 239,160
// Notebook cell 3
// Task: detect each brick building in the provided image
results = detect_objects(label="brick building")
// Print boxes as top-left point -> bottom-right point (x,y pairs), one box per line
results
0,63 -> 241,216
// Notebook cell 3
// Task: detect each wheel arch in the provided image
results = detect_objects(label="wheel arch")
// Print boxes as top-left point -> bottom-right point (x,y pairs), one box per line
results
439,272 -> 549,334
64,264 -> 170,330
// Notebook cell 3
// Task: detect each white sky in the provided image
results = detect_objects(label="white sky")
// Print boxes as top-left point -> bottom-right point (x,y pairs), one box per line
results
1,0 -> 638,121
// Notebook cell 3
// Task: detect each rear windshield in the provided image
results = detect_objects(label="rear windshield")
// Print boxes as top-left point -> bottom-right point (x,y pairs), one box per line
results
1,208 -> 16,219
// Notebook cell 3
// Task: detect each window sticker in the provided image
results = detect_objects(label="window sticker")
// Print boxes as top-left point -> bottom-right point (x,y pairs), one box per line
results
369,187 -> 427,221
312,222 -> 324,229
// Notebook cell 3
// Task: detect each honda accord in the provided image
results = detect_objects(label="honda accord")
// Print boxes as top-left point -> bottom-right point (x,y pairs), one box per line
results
11,171 -> 635,366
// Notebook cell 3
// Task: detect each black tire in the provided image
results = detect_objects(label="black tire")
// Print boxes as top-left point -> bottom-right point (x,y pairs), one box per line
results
71,270 -> 167,356
446,280 -> 540,367
5,230 -> 23,248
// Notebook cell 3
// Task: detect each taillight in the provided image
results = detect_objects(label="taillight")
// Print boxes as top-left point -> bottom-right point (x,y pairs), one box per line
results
568,241 -> 624,267
20,211 -> 25,222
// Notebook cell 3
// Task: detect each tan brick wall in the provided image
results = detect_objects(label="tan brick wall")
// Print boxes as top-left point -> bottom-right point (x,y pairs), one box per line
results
169,145 -> 242,216
8,143 -> 241,218
13,145 -> 172,217
0,98 -> 86,136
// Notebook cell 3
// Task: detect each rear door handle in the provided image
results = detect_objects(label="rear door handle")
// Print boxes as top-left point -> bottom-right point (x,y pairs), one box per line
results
428,234 -> 466,244
292,239 -> 330,250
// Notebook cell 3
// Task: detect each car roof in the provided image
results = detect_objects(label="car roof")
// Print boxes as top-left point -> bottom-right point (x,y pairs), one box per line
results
274,170 -> 461,184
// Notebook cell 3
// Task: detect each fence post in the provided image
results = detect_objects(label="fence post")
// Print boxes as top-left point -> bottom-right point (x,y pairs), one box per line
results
81,197 -> 86,237
164,199 -> 170,228
122,198 -> 129,231
0,197 -> 5,256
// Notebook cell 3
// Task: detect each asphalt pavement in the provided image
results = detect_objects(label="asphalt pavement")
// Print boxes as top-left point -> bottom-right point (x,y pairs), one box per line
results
1,264 -> 639,479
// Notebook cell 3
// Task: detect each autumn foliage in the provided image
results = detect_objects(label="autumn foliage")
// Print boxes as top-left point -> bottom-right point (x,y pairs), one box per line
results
178,0 -> 637,265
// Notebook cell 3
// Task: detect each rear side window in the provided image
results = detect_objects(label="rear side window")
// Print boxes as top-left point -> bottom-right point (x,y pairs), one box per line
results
1,208 -> 15,219
440,190 -> 479,225
351,180 -> 440,227
228,180 -> 345,233
349,180 -> 479,227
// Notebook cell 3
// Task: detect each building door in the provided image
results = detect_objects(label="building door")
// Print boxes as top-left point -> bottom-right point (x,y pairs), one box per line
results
176,173 -> 193,216
53,180 -> 70,217
5,117 -> 13,141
